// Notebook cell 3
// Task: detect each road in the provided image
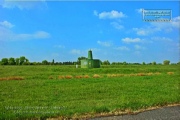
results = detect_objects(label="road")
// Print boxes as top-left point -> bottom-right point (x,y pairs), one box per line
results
90,105 -> 180,120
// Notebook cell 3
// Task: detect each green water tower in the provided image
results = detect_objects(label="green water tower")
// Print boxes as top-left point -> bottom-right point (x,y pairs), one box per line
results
81,50 -> 100,68
88,50 -> 93,60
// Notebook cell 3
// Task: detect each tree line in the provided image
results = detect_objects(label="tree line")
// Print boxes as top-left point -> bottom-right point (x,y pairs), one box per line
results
111,60 -> 175,65
1,56 -> 29,65
0,56 -> 179,65
0,56 -> 77,65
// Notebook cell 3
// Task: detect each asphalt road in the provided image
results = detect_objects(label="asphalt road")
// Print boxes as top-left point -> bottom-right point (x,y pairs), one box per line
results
90,105 -> 180,120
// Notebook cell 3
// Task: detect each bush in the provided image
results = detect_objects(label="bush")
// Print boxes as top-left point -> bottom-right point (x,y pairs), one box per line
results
163,60 -> 170,65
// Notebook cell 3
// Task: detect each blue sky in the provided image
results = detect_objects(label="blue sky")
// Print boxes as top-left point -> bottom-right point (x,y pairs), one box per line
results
0,0 -> 179,63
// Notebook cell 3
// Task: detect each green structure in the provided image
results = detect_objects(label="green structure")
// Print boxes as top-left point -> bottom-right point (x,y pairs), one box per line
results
81,50 -> 101,68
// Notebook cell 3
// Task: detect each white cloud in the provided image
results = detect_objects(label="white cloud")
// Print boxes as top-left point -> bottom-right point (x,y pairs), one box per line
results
91,48 -> 101,52
54,45 -> 65,49
133,27 -> 161,36
97,40 -> 113,47
136,8 -> 143,14
133,16 -> 180,36
33,31 -> 50,39
0,0 -> 47,10
151,37 -> 173,42
115,46 -> 130,51
0,20 -> 50,41
0,21 -> 14,28
134,45 -> 146,50
0,26 -> 13,41
151,16 -> 180,31
70,49 -> 82,55
14,31 -> 50,40
0,26 -> 50,41
122,37 -> 141,43
133,28 -> 147,36
110,22 -> 124,30
95,10 -> 126,19
171,16 -> 180,28
134,51 -> 141,56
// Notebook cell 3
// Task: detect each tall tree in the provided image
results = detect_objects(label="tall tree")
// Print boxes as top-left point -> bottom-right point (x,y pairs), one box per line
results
20,56 -> 26,65
123,61 -> 127,65
16,58 -> 20,65
52,59 -> 54,65
163,60 -> 170,65
25,58 -> 29,63
42,60 -> 48,65
102,60 -> 110,65
1,58 -> 8,65
152,61 -> 156,65
9,57 -> 15,65
22,58 -> 30,65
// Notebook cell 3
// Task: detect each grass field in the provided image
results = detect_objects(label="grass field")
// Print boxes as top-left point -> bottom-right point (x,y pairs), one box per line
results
0,65 -> 179,119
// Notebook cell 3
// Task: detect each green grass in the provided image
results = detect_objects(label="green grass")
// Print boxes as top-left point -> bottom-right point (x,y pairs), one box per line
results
0,65 -> 179,119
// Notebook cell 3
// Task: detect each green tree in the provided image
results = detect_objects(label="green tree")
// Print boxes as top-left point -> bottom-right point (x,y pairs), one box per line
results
1,58 -> 8,65
15,58 -> 20,65
147,62 -> 152,65
163,60 -> 170,65
25,58 -> 29,63
123,61 -> 127,65
102,60 -> 110,65
20,56 -> 26,65
9,57 -> 15,65
22,59 -> 30,65
152,61 -> 156,65
142,62 -> 146,65
111,62 -> 116,65
22,58 -> 30,65
32,62 -> 37,65
52,59 -> 54,65
42,60 -> 48,65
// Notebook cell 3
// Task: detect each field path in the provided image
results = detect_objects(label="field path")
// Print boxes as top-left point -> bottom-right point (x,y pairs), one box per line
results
90,105 -> 180,120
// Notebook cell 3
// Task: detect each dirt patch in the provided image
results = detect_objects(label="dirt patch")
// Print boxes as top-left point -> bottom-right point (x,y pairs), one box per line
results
0,76 -> 24,81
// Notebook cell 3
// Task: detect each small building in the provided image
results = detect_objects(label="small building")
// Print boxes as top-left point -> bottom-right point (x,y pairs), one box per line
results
81,50 -> 101,68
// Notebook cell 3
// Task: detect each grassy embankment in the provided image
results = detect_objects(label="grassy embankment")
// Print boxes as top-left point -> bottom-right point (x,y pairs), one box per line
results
0,65 -> 179,119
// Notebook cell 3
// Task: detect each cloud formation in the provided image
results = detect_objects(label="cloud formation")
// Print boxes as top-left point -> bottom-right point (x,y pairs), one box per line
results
134,45 -> 146,50
133,16 -> 180,36
136,8 -> 143,14
151,16 -> 180,30
97,40 -> 113,47
54,45 -> 65,49
94,10 -> 126,19
151,37 -> 173,42
110,22 -> 124,30
0,20 -> 50,41
0,0 -> 47,10
70,49 -> 82,55
122,37 -> 141,43
133,27 -> 161,36
115,46 -> 130,51
0,21 -> 14,28
0,22 -> 50,41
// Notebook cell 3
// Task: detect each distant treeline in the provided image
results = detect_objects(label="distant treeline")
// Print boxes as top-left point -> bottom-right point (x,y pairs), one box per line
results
0,56 -> 77,65
0,56 -> 179,65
